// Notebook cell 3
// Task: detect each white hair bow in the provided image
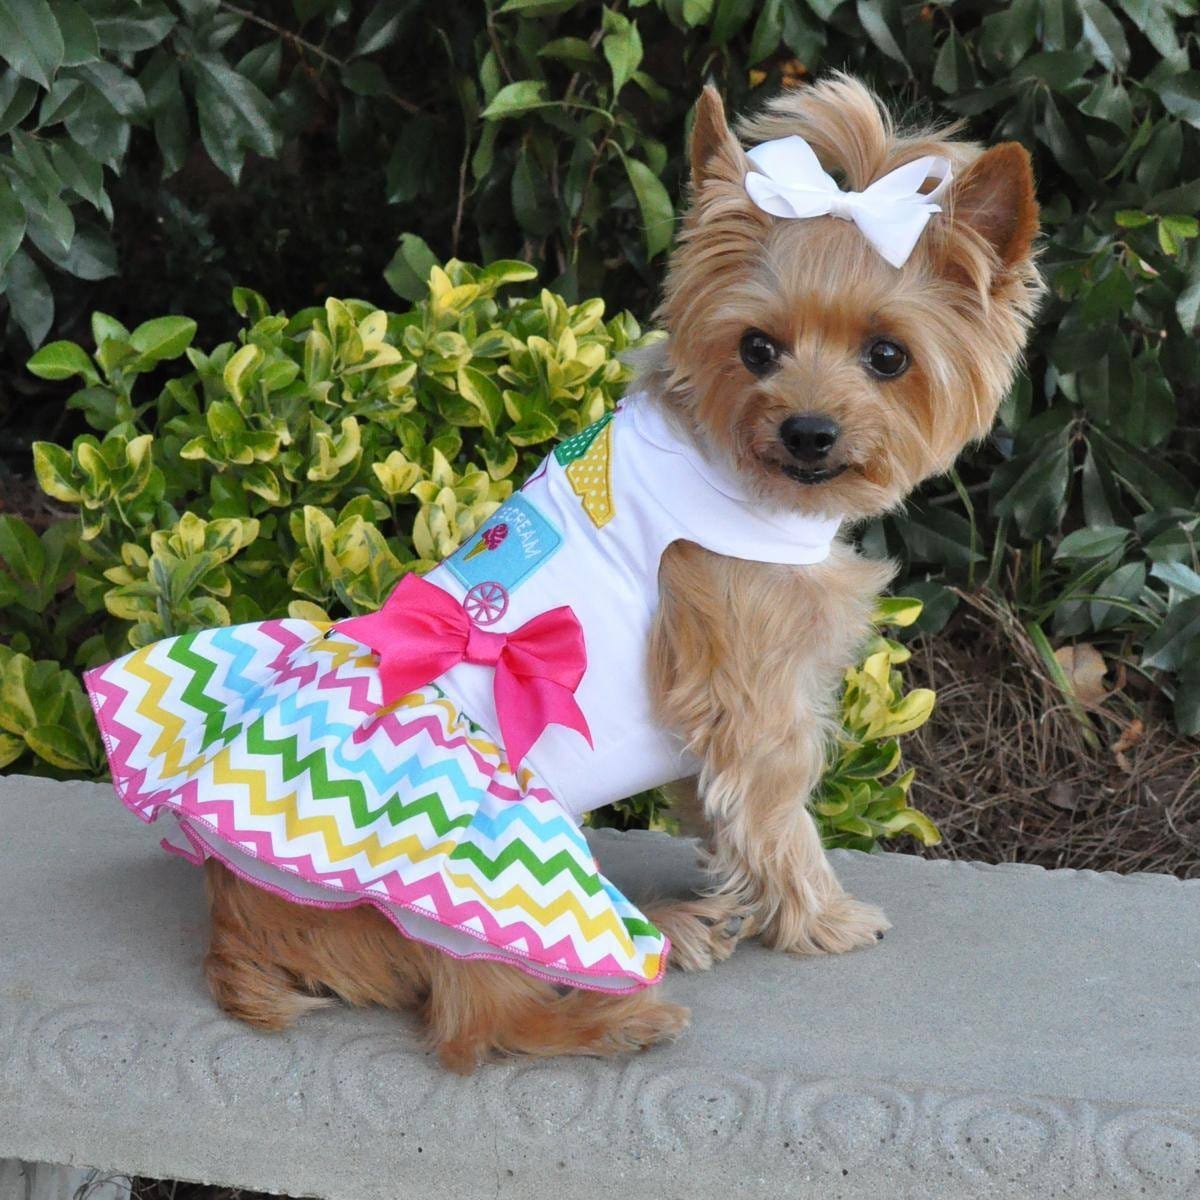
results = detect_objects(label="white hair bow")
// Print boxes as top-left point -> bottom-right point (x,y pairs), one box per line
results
744,135 -> 953,268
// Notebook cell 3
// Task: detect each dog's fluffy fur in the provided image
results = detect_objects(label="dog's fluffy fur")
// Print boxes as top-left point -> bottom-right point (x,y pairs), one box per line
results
205,74 -> 1041,1071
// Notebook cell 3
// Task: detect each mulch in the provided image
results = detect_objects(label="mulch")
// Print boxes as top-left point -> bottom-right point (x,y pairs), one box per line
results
129,1184 -> 269,1200
0,472 -> 67,531
902,591 -> 1200,879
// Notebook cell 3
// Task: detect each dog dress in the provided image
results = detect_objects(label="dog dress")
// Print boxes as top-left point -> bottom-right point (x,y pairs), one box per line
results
86,396 -> 841,992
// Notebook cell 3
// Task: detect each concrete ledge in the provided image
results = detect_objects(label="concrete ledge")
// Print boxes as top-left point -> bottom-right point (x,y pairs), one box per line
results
2,776 -> 1199,1199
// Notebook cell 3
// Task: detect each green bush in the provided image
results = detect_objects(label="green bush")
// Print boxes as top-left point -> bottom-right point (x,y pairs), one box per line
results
26,259 -> 647,634
815,597 -> 939,852
6,257 -> 938,853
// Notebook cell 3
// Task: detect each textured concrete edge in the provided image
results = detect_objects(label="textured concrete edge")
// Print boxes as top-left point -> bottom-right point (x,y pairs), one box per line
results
4,996 -> 1200,1200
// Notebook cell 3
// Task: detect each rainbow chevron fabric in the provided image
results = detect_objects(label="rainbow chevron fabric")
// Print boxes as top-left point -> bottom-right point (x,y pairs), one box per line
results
85,619 -> 667,992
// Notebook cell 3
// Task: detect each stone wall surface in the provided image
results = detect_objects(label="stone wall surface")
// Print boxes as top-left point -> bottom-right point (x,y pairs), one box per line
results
2,775 -> 1199,1199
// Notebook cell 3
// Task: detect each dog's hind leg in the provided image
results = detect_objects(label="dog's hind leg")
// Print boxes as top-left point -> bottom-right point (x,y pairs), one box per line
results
424,955 -> 690,1073
203,859 -> 428,1029
204,860 -> 336,1029
204,859 -> 687,1071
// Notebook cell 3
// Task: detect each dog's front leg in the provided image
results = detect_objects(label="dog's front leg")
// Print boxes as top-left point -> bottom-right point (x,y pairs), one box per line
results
700,719 -> 890,955
650,540 -> 892,956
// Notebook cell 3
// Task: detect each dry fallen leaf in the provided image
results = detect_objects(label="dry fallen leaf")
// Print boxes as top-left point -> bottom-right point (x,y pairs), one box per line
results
1111,718 -> 1145,756
1053,643 -> 1108,706
1111,718 -> 1145,772
1047,781 -> 1078,810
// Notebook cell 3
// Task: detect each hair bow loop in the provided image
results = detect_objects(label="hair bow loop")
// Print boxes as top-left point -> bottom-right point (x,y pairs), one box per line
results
744,135 -> 953,268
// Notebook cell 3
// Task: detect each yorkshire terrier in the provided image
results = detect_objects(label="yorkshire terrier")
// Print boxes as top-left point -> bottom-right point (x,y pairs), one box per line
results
202,74 -> 1040,1071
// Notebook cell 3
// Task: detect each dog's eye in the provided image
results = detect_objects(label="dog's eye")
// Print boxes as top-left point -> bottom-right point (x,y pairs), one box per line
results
863,338 -> 910,379
739,329 -> 782,376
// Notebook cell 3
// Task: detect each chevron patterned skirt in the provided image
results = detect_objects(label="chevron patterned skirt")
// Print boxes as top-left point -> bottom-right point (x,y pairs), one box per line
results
85,619 -> 667,992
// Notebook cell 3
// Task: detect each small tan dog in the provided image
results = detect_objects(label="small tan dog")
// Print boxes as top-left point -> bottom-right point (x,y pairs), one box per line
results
204,74 -> 1040,1071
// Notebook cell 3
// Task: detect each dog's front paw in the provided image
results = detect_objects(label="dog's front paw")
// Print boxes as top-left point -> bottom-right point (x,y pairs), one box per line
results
765,893 -> 889,956
644,897 -> 752,972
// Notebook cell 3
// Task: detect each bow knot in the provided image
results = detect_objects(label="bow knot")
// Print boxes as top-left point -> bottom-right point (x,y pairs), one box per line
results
465,623 -> 507,667
826,192 -> 857,223
744,135 -> 953,269
335,574 -> 592,771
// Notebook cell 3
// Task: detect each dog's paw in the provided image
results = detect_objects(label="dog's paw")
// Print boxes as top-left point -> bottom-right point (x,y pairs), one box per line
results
644,897 -> 751,972
598,998 -> 691,1055
768,893 -> 890,956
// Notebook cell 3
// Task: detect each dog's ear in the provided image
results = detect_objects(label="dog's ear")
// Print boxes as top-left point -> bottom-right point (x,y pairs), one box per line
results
951,142 -> 1039,270
690,86 -> 746,188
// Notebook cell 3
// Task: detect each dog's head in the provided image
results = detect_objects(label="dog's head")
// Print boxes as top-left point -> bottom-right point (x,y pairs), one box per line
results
647,74 -> 1042,519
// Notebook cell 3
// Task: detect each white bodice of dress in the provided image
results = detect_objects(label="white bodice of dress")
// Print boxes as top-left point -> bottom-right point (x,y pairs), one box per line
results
424,394 -> 842,820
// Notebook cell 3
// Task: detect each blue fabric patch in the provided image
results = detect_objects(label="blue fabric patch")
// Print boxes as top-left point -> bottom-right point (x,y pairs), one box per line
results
445,494 -> 562,593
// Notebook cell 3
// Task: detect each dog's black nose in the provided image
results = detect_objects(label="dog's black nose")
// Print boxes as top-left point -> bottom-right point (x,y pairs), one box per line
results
780,414 -> 840,462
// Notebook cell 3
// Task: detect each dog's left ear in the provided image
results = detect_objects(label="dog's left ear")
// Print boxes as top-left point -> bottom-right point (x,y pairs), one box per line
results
690,86 -> 747,189
950,142 -> 1039,270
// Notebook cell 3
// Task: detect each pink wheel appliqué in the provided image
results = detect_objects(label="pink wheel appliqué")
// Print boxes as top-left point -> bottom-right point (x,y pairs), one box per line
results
463,581 -> 509,625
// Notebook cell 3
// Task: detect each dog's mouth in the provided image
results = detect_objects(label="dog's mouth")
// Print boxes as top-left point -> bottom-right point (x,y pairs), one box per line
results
779,462 -> 849,486
748,442 -> 857,488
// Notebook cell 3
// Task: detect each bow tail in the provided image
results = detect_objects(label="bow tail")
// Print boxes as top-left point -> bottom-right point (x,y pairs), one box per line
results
855,208 -> 936,270
494,664 -> 593,772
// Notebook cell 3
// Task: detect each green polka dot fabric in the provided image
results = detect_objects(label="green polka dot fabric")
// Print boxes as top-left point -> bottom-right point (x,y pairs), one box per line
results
553,411 -> 614,466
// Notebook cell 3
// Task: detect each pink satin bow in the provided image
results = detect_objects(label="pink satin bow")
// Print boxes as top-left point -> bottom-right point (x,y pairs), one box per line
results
335,574 -> 592,770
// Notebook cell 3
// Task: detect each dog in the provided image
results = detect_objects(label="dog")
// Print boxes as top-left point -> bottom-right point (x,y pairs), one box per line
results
192,74 -> 1040,1071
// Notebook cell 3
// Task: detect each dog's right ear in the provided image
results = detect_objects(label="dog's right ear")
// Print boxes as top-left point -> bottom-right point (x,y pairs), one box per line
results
951,142 -> 1039,271
690,86 -> 746,188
